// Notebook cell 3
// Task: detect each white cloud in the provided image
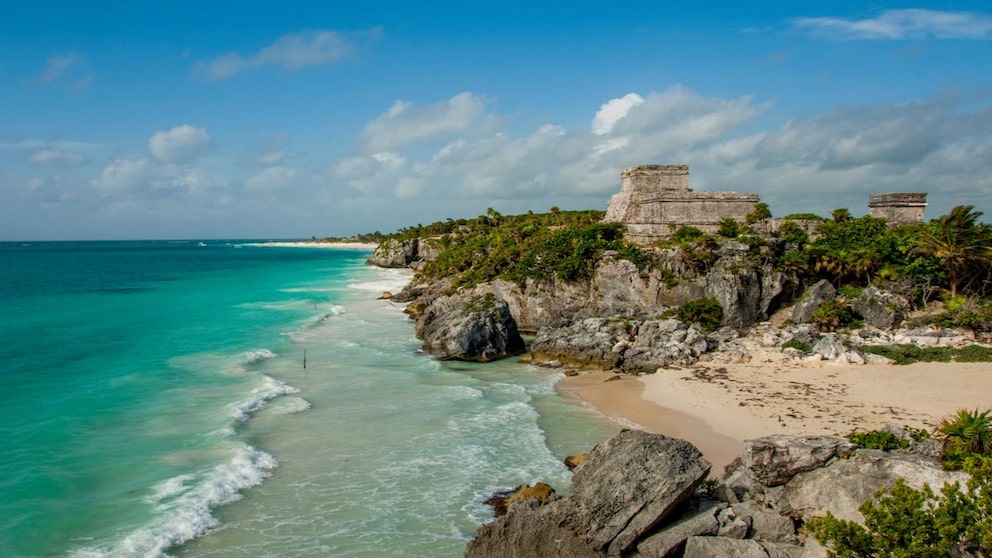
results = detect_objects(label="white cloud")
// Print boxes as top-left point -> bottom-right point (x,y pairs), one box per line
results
27,148 -> 87,167
40,53 -> 82,82
148,125 -> 212,163
793,9 -> 992,40
591,93 -> 644,135
326,85 -> 992,222
91,157 -> 158,193
244,166 -> 299,192
193,28 -> 381,80
359,92 -> 499,153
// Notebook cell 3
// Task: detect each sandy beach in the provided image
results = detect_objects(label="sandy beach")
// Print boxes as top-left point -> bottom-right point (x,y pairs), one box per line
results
560,359 -> 992,474
253,241 -> 378,249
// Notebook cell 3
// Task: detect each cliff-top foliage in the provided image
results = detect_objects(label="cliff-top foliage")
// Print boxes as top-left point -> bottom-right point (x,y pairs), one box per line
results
403,209 -> 650,290
809,408 -> 992,557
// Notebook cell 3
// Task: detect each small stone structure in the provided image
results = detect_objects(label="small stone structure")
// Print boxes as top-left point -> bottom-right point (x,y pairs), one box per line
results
868,192 -> 928,225
604,165 -> 759,244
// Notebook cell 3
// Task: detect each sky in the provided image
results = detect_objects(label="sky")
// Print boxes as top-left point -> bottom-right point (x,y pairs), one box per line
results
2,1 -> 992,240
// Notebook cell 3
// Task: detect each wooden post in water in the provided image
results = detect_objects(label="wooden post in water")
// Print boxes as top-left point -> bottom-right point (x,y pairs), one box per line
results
303,349 -> 307,369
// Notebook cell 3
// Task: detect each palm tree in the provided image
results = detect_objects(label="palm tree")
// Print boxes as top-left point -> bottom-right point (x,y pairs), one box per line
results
916,206 -> 992,297
940,408 -> 992,469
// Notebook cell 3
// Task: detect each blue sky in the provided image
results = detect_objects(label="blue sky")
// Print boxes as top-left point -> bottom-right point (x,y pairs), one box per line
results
2,1 -> 991,240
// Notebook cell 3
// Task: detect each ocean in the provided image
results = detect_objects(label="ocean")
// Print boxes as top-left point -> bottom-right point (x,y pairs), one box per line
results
0,240 -> 619,557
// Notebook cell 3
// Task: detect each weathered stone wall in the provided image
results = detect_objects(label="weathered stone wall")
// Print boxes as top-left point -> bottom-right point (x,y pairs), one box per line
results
868,192 -> 927,225
619,164 -> 689,192
606,165 -> 759,244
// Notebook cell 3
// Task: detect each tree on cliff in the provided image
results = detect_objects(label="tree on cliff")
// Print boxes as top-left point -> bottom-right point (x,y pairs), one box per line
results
916,205 -> 992,297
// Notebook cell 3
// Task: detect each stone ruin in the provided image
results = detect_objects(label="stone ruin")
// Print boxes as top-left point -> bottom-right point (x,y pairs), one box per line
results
604,164 -> 759,244
868,192 -> 928,225
604,165 -> 929,245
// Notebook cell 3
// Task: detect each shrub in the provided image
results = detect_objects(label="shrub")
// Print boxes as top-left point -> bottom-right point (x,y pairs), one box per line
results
677,297 -> 724,332
940,409 -> 992,470
956,345 -> 992,363
672,225 -> 705,243
811,299 -> 856,331
845,429 -> 910,451
782,339 -> 812,353
717,217 -> 742,238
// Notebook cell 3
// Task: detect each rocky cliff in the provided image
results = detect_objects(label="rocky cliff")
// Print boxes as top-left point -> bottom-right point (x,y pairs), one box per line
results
372,239 -> 801,364
465,430 -> 968,558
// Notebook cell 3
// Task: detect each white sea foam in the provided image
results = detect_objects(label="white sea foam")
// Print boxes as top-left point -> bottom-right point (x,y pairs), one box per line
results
71,443 -> 277,558
228,375 -> 300,422
347,268 -> 412,293
266,396 -> 312,415
243,348 -> 276,364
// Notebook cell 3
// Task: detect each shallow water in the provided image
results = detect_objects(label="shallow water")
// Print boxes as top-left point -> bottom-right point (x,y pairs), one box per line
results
0,241 -> 618,557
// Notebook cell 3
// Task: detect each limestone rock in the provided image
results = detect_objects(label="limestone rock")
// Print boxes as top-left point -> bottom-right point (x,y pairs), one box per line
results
706,258 -> 763,328
779,449 -> 969,522
740,435 -> 857,488
415,290 -> 524,362
791,280 -> 835,324
636,501 -> 724,558
530,317 -> 630,370
465,431 -> 712,558
484,482 -> 555,517
685,536 -> 764,558
569,431 -> 712,555
730,502 -> 797,543
851,287 -> 906,330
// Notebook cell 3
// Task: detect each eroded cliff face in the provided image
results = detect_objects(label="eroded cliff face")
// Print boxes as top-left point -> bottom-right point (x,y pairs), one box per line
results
370,239 -> 797,364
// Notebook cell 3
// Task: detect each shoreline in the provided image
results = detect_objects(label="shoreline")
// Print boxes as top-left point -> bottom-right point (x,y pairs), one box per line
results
559,360 -> 992,474
252,241 -> 378,249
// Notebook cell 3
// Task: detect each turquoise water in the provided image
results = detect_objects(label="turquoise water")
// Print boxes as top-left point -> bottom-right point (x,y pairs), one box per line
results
0,241 -> 618,557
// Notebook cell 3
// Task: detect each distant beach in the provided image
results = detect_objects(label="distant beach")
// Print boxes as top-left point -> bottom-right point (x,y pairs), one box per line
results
560,359 -> 992,473
252,241 -> 378,249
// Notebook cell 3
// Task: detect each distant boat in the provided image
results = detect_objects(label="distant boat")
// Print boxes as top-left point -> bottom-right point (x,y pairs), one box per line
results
198,242 -> 207,247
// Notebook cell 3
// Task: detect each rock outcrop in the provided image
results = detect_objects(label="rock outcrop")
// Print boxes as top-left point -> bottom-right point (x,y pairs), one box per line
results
415,288 -> 525,362
529,317 -> 709,373
851,286 -> 907,330
791,280 -> 836,325
465,430 -> 711,557
466,431 -> 970,558
366,238 -> 441,269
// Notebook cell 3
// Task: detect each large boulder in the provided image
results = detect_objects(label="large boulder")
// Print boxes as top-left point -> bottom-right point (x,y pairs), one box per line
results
851,287 -> 906,330
706,259 -> 763,329
530,317 -> 632,370
366,238 -> 441,269
791,280 -> 836,324
683,536 -> 804,558
737,435 -> 857,488
415,290 -> 524,361
568,431 -> 712,555
636,501 -> 724,557
777,449 -> 969,522
621,319 -> 709,373
465,431 -> 711,558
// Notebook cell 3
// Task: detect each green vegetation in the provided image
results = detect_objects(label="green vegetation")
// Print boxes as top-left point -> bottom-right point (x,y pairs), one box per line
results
782,213 -> 826,221
676,297 -> 724,332
465,293 -> 498,313
940,409 -> 992,470
717,217 -> 742,238
861,345 -> 992,365
809,409 -> 992,557
401,209 -> 651,290
811,299 -> 858,331
915,206 -> 992,297
845,430 -> 910,451
782,339 -> 812,353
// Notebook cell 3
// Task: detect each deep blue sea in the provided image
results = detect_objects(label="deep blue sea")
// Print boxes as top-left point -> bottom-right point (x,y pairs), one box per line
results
0,240 -> 618,557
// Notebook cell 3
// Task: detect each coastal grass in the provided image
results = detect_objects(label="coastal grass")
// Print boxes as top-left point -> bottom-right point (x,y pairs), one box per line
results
862,344 -> 992,365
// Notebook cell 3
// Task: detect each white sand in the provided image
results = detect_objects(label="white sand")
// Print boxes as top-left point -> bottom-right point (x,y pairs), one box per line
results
560,360 -> 992,474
